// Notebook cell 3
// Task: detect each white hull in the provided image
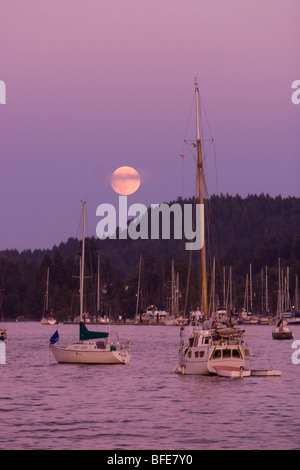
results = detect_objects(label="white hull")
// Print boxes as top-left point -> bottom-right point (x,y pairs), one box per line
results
41,318 -> 56,325
214,366 -> 251,378
50,343 -> 130,364
178,347 -> 250,375
287,319 -> 300,325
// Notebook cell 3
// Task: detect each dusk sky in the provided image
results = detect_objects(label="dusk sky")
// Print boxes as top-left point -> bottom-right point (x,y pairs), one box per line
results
0,0 -> 299,251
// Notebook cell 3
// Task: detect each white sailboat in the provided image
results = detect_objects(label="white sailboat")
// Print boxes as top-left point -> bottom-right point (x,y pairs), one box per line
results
174,82 -> 250,376
41,268 -> 56,325
49,202 -> 131,364
272,259 -> 293,340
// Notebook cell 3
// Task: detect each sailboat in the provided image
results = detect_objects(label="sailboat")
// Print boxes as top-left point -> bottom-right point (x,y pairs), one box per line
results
288,274 -> 300,325
0,278 -> 7,341
49,202 -> 131,364
41,268 -> 56,325
174,82 -> 250,376
272,259 -> 293,340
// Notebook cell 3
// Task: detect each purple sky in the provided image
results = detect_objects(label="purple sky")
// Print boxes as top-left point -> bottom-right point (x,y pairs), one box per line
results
0,0 -> 299,251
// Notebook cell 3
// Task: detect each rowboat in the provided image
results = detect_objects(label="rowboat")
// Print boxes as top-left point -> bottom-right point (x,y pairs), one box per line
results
250,369 -> 282,377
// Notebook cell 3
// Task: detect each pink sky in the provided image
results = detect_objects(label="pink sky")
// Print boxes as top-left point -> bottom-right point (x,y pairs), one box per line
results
0,0 -> 299,250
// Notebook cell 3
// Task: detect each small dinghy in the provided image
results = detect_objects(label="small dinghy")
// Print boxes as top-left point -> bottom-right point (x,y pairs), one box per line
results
272,327 -> 293,340
251,369 -> 282,377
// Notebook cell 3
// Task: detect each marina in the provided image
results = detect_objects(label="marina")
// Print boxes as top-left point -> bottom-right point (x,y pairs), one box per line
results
0,321 -> 299,450
0,0 -> 299,454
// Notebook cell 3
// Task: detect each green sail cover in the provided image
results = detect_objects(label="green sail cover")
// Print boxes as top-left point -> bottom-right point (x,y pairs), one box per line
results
79,322 -> 109,341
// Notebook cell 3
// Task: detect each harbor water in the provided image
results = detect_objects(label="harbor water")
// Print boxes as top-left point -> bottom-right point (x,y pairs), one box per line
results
0,322 -> 300,450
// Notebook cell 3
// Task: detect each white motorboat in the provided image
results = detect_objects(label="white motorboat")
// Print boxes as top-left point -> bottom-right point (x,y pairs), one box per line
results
174,326 -> 250,375
49,202 -> 131,365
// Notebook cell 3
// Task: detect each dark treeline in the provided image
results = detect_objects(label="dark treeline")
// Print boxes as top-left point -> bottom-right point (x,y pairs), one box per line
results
0,194 -> 299,321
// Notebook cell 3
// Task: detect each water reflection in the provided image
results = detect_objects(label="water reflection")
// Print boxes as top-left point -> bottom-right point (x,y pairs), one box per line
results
0,323 -> 299,449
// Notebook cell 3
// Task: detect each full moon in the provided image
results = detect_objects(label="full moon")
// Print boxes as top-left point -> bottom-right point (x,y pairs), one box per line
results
111,166 -> 141,195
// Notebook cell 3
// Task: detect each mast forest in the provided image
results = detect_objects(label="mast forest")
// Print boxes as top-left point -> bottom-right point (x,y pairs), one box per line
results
0,194 -> 299,322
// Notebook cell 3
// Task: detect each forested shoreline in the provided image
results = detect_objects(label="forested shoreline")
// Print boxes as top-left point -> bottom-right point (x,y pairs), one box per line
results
1,194 -> 299,321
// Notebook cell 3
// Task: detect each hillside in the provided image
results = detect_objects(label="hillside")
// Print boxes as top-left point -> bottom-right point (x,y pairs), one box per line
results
1,194 -> 299,320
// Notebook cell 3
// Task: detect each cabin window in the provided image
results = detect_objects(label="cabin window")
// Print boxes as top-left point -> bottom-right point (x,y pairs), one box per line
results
202,338 -> 210,345
96,341 -> 106,349
223,349 -> 231,358
199,351 -> 204,358
188,349 -> 192,358
232,348 -> 242,358
211,348 -> 222,359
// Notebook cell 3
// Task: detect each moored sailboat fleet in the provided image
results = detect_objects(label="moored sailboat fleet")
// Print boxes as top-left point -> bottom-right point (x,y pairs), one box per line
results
2,82 -> 297,377
47,83 -> 296,374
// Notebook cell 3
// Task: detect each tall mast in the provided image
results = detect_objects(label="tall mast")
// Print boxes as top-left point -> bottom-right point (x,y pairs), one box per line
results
195,82 -> 208,321
135,255 -> 142,319
249,263 -> 253,312
80,201 -> 86,322
265,265 -> 268,314
45,267 -> 49,315
97,254 -> 100,313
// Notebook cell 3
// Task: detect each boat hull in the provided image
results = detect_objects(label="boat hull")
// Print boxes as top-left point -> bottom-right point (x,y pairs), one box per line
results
50,345 -> 130,364
214,366 -> 251,378
272,330 -> 293,340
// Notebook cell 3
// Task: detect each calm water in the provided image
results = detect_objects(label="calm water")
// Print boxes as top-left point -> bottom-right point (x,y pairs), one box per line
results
0,321 -> 300,450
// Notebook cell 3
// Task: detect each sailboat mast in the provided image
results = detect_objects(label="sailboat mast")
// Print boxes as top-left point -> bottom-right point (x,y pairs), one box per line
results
97,254 -> 100,313
80,201 -> 87,322
135,255 -> 142,319
45,267 -> 49,315
195,82 -> 208,321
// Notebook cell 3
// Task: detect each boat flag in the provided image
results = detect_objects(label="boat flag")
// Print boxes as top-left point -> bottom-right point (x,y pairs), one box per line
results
180,153 -> 184,158
49,330 -> 59,345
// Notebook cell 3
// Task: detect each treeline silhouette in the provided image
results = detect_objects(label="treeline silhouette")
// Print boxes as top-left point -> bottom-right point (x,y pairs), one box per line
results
0,194 -> 299,321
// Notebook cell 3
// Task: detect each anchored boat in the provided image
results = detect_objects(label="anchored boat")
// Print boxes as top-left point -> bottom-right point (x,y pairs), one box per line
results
174,82 -> 250,376
49,202 -> 130,365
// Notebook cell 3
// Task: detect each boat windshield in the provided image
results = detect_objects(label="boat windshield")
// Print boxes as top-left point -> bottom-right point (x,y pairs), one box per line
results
210,347 -> 242,360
